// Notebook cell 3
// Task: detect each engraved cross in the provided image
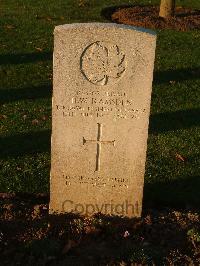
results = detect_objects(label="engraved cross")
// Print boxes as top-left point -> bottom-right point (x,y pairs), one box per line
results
83,123 -> 115,172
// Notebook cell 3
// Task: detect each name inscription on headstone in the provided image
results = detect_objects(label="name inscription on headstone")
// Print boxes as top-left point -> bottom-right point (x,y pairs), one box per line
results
56,90 -> 146,120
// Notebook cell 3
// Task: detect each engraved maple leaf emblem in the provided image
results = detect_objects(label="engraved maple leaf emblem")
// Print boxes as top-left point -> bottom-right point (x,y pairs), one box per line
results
81,41 -> 126,86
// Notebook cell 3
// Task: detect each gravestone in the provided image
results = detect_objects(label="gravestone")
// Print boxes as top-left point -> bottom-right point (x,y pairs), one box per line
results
50,23 -> 156,217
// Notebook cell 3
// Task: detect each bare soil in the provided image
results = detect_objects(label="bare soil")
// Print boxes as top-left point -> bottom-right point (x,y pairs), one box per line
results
0,193 -> 200,265
111,6 -> 200,31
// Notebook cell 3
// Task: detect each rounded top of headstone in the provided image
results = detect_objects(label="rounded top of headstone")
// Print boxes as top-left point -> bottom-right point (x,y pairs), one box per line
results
54,23 -> 156,37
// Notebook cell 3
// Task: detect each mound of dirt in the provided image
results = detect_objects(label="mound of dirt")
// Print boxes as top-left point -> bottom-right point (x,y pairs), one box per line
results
0,193 -> 200,265
111,6 -> 200,31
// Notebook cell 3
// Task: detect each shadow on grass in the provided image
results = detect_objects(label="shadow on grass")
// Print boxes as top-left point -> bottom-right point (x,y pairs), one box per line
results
0,52 -> 52,65
0,192 -> 49,202
154,67 -> 200,84
0,130 -> 51,159
0,66 -> 199,104
144,175 -> 200,209
0,85 -> 52,104
149,108 -> 200,134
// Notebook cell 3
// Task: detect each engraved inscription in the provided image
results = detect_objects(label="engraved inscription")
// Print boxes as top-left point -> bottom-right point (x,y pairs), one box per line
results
83,123 -> 115,172
64,174 -> 129,188
56,104 -> 146,120
80,41 -> 126,86
56,89 -> 147,120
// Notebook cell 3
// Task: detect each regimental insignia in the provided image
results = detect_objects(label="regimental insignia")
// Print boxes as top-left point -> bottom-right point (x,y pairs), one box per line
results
80,41 -> 126,86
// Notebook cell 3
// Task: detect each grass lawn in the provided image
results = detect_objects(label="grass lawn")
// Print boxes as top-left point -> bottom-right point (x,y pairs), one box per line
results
1,0 -> 199,207
0,0 -> 200,264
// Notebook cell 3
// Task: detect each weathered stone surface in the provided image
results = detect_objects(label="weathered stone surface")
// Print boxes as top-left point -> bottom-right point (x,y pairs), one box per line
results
50,23 -> 156,217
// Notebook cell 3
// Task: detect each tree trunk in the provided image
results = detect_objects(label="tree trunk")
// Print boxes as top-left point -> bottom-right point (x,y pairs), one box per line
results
159,0 -> 175,18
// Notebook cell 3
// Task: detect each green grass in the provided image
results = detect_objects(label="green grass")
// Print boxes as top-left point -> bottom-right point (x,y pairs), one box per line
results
0,0 -> 200,208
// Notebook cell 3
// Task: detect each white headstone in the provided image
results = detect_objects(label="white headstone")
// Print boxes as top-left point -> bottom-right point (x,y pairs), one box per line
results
50,23 -> 156,217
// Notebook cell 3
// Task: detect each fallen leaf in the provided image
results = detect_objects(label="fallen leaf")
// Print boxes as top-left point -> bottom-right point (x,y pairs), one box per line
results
49,73 -> 53,80
42,205 -> 48,211
123,230 -> 130,238
32,205 -> 42,219
46,16 -> 52,21
5,25 -> 15,29
119,261 -> 126,266
0,115 -> 7,119
41,115 -> 47,121
175,153 -> 186,162
84,225 -> 100,235
32,119 -> 39,125
78,0 -> 90,7
35,47 -> 43,52
144,214 -> 152,225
